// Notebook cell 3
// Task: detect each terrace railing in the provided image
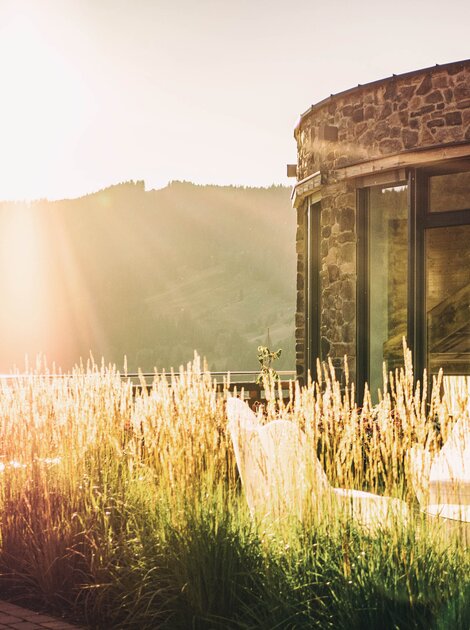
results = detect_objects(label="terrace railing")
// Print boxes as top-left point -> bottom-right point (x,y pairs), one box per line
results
127,370 -> 297,404
0,370 -> 297,406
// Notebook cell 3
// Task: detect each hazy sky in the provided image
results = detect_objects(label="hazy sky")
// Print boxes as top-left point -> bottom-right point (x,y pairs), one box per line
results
0,0 -> 469,200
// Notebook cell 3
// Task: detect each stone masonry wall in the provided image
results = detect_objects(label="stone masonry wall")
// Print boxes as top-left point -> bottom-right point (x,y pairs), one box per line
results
294,60 -> 470,383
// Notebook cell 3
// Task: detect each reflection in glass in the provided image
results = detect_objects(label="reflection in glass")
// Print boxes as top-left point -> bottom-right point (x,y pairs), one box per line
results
426,225 -> 470,375
430,171 -> 470,213
369,185 -> 408,397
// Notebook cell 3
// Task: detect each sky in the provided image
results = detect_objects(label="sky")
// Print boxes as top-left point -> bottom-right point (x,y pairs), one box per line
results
0,0 -> 469,200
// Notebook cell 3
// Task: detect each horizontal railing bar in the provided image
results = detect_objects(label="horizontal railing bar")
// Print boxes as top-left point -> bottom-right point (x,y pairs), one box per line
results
0,372 -> 297,407
125,370 -> 296,377
0,370 -> 296,380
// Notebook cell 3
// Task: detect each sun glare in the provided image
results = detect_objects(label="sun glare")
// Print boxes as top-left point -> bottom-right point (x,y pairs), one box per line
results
0,204 -> 48,363
0,7 -> 92,200
0,201 -> 109,371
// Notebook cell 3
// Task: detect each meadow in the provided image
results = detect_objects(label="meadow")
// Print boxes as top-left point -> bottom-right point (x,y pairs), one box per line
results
0,352 -> 468,629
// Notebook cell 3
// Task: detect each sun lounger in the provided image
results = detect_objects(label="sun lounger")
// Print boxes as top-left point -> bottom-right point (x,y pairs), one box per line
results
227,397 -> 408,527
408,414 -> 470,543
409,416 -> 470,510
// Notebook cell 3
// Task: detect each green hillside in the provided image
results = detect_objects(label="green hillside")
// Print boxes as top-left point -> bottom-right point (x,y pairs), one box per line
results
0,181 -> 296,373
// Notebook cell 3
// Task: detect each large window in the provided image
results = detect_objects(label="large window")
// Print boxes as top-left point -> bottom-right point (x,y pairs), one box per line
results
369,185 -> 408,395
426,225 -> 470,375
358,184 -> 408,398
421,163 -> 470,378
429,170 -> 470,213
358,161 -> 470,399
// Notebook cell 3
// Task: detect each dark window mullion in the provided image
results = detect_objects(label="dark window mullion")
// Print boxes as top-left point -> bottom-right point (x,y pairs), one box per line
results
407,169 -> 416,366
356,188 -> 369,403
303,201 -> 310,384
307,200 -> 321,381
424,208 -> 470,228
414,170 -> 428,382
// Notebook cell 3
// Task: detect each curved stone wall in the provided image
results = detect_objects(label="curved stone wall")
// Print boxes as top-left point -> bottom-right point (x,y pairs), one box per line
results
296,60 -> 470,180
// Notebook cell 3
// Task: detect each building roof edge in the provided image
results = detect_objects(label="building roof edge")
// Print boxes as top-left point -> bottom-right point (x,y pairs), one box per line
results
294,58 -> 470,137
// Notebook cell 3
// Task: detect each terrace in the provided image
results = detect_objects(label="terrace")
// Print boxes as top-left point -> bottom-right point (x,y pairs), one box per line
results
0,59 -> 468,629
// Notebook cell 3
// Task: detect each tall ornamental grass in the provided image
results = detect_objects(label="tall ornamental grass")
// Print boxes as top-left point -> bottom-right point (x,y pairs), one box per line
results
0,352 -> 468,629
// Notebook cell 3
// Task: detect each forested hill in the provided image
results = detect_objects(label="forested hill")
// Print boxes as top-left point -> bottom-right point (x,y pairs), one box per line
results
0,181 -> 296,373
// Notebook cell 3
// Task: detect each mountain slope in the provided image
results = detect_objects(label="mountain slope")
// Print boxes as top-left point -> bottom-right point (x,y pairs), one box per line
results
0,181 -> 296,372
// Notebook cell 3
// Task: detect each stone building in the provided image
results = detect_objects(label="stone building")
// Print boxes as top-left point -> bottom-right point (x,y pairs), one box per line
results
291,59 -> 470,397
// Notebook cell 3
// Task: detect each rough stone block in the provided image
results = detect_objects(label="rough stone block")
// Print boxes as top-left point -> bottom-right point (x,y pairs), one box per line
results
342,301 -> 356,323
383,82 -> 397,100
318,125 -> 339,142
339,207 -> 355,232
364,105 -> 375,120
342,323 -> 354,343
340,241 -> 356,264
379,102 -> 393,120
443,87 -> 454,103
352,108 -> 364,123
374,121 -> 391,141
432,75 -> 448,88
335,155 -> 354,168
379,138 -> 403,154
399,84 -> 417,100
444,111 -> 462,126
410,104 -> 435,117
341,279 -> 355,301
427,118 -> 445,129
463,110 -> 470,126
398,110 -> 409,126
357,128 -> 375,146
337,231 -> 355,243
320,337 -> 331,357
402,128 -> 419,148
448,64 -> 465,75
416,74 -> 432,95
418,127 -> 435,145
327,264 -> 340,283
425,90 -> 443,104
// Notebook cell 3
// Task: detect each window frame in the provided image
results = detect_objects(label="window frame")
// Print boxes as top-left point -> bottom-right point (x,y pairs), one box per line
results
357,175 -> 411,401
415,163 -> 470,379
357,161 -> 470,400
305,198 -> 321,382
356,187 -> 369,401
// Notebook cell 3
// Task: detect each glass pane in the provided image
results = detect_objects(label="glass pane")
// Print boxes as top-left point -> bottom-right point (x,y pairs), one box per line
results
426,225 -> 470,375
369,185 -> 408,396
429,171 -> 470,212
